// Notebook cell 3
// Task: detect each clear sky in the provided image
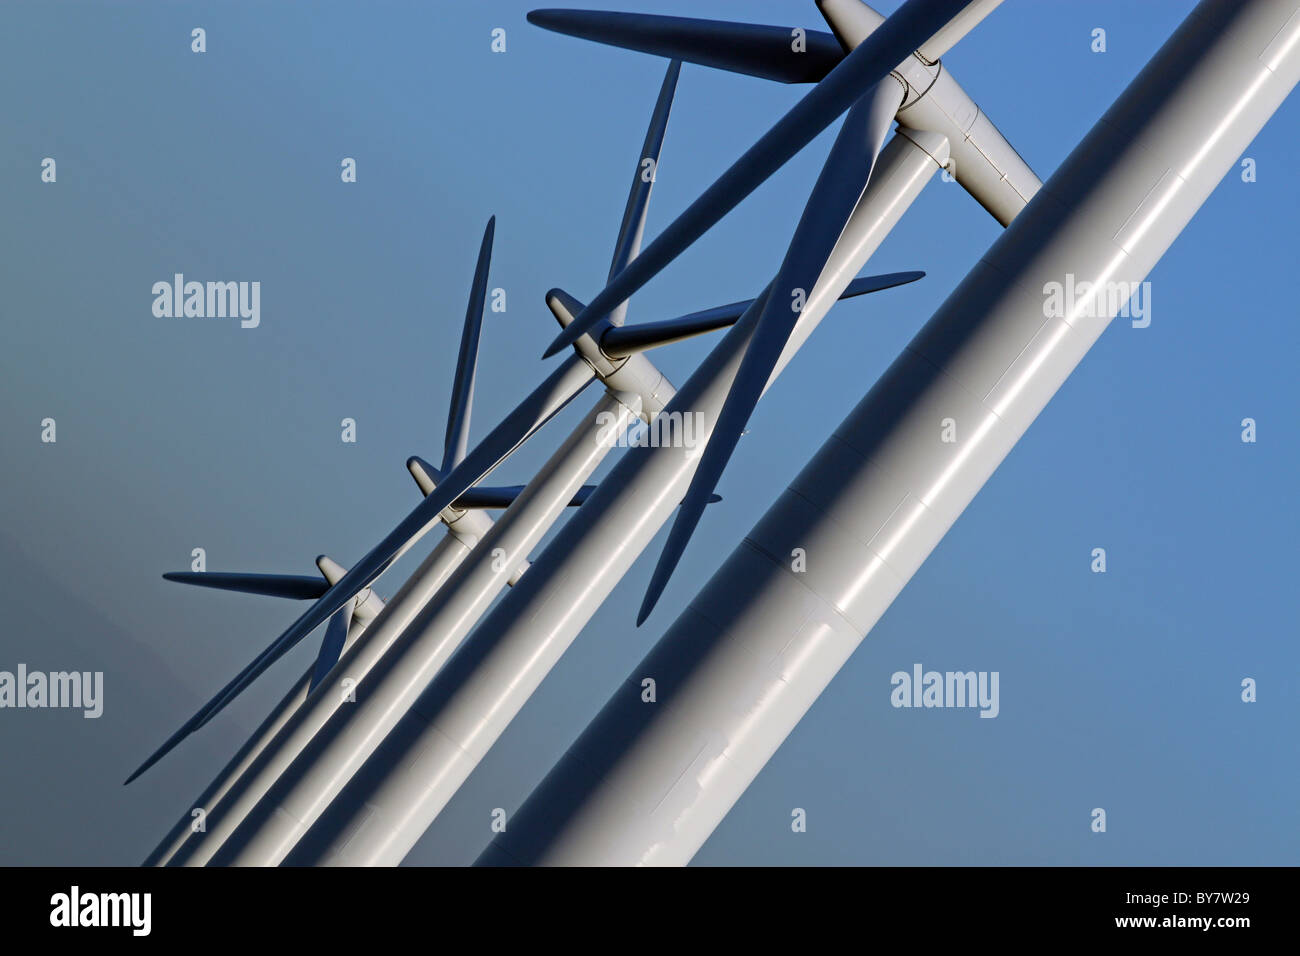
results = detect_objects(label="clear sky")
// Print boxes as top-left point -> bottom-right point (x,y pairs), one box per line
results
0,0 -> 1295,866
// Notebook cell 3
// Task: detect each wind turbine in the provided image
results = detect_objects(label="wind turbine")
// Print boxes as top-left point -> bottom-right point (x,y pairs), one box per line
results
126,213 -> 600,787
540,0 -> 1014,359
164,556 -> 386,695
527,0 -> 1038,622
480,0 -> 1300,865
143,558 -> 386,866
529,1 -> 1033,226
142,216 -> 597,862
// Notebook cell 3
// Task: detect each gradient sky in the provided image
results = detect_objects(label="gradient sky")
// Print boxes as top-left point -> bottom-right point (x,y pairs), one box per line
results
0,0 -> 1295,866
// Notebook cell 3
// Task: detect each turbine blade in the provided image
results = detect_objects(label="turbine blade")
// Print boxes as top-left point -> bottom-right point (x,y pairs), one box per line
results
459,484 -> 525,509
125,356 -> 595,784
541,0 -> 967,358
638,81 -> 900,625
839,270 -> 926,296
914,0 -> 1003,61
599,303 -> 747,358
452,483 -> 601,510
443,216 -> 495,472
161,572 -> 327,601
308,601 -> 353,693
408,459 -> 599,510
606,60 -> 680,313
528,9 -> 844,84
599,270 -> 924,357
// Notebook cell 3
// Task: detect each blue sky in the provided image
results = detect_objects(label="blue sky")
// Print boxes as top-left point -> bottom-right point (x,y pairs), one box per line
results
0,0 -> 1295,865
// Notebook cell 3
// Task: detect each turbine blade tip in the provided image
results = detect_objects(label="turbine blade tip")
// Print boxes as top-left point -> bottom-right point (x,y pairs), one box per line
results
527,9 -> 567,29
123,753 -> 159,786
